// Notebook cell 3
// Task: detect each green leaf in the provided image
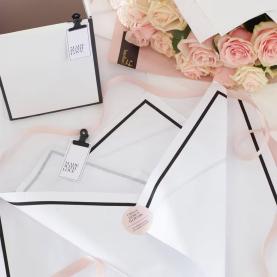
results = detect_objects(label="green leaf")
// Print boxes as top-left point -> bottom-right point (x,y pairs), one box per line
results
172,38 -> 181,53
270,65 -> 277,70
254,64 -> 267,71
244,13 -> 270,33
213,38 -> 219,53
173,24 -> 191,40
172,25 -> 191,53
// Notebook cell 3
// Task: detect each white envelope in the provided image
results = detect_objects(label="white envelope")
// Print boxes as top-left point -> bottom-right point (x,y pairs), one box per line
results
138,82 -> 227,277
226,96 -> 277,277
0,18 -> 102,120
267,10 -> 277,23
0,90 -> 205,277
15,92 -> 185,193
0,199 -> 127,277
196,0 -> 277,36
173,0 -> 217,42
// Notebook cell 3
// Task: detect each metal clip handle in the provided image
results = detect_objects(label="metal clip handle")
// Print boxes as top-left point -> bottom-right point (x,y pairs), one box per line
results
73,129 -> 90,148
69,13 -> 87,32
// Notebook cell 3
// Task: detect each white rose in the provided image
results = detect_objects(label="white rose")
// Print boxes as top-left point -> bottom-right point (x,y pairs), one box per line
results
230,66 -> 268,93
148,0 -> 187,32
150,31 -> 175,58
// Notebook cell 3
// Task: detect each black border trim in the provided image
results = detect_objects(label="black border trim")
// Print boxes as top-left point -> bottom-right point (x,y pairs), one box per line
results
0,77 -> 12,120
0,217 -> 10,277
9,201 -> 136,207
238,100 -> 277,204
9,98 -> 182,206
0,18 -> 102,121
90,99 -> 182,153
88,18 -> 103,103
146,91 -> 227,208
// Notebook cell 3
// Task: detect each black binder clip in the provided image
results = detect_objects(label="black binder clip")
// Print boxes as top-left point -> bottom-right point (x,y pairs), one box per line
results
69,13 -> 87,32
73,129 -> 90,148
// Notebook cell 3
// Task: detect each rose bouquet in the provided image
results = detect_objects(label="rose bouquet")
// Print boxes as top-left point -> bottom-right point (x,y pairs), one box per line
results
110,0 -> 277,93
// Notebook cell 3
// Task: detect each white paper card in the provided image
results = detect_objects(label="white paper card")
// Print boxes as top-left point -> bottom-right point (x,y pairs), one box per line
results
174,0 -> 217,42
267,10 -> 277,23
0,20 -> 101,120
58,140 -> 92,182
196,0 -> 277,35
66,27 -> 92,61
138,82 -> 227,277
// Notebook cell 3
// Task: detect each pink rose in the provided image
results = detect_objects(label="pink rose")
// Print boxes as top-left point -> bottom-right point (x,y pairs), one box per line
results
179,64 -> 209,80
217,28 -> 257,67
125,24 -> 157,47
213,66 -> 237,89
175,53 -> 210,80
110,0 -> 122,9
178,32 -> 223,68
151,31 -> 175,58
251,21 -> 277,67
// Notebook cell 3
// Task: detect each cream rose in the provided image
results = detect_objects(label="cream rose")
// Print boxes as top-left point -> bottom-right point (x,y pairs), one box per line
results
251,21 -> 277,67
147,0 -> 187,32
117,4 -> 133,28
125,24 -> 157,47
125,0 -> 150,26
175,52 -> 188,69
178,32 -> 223,68
151,31 -> 175,58
230,66 -> 268,93
110,0 -> 122,9
175,53 -> 211,80
118,0 -> 150,27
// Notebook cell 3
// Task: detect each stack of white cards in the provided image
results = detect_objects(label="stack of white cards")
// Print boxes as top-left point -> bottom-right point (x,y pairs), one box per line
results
174,0 -> 277,42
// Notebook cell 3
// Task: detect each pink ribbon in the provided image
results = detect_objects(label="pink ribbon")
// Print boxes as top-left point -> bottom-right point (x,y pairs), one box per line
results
51,215 -> 277,277
51,256 -> 105,277
228,89 -> 273,161
0,76 -> 274,162
263,215 -> 277,277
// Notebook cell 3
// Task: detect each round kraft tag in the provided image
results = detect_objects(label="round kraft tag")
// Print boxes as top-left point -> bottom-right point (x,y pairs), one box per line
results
122,205 -> 153,235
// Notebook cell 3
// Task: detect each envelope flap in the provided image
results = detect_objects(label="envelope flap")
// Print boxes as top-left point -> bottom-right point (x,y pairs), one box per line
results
138,82 -> 227,277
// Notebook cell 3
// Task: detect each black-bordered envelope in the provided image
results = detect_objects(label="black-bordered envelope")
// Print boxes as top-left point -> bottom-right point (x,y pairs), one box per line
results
0,92 -> 205,277
0,16 -> 102,120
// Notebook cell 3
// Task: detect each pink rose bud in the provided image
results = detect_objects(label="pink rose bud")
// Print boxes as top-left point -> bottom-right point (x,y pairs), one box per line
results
125,24 -> 157,47
218,28 -> 257,67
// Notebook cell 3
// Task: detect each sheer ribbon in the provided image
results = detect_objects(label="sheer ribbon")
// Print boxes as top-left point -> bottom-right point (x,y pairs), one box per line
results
0,76 -> 274,162
263,215 -> 277,277
51,256 -> 105,277
0,75 -> 275,277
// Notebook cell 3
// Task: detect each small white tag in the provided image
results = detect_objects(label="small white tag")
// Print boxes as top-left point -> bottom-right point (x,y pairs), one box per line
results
66,26 -> 92,61
58,140 -> 91,182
